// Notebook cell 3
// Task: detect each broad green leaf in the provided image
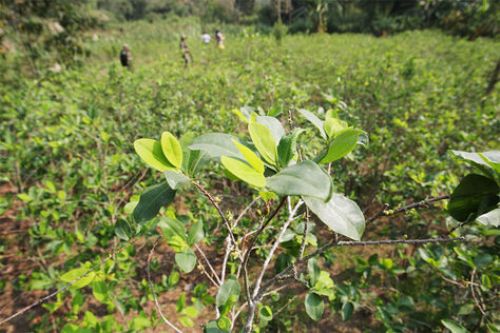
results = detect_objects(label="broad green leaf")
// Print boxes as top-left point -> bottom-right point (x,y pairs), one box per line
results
232,140 -> 265,173
189,133 -> 242,159
61,266 -> 96,289
92,281 -> 109,303
303,193 -> 365,240
158,217 -> 187,240
249,121 -> 278,166
476,208 -> 500,227
175,249 -> 197,273
184,149 -> 207,176
134,138 -> 175,172
323,117 -> 347,139
298,109 -> 326,139
312,271 -> 335,300
164,170 -> 191,190
133,182 -> 176,223
320,128 -> 364,163
448,174 -> 499,222
441,319 -> 469,333
114,219 -> 132,241
216,278 -> 240,308
188,220 -> 204,245
341,302 -> 354,321
266,160 -> 331,200
161,131 -> 183,169
452,150 -> 500,174
305,292 -> 324,321
256,115 -> 285,143
221,156 -> 266,188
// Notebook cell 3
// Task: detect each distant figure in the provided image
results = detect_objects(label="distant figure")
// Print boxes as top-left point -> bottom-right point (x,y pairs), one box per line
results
215,30 -> 225,49
201,32 -> 211,45
120,44 -> 132,69
180,35 -> 192,67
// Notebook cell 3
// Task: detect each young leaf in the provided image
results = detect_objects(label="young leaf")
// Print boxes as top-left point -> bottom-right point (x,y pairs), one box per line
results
249,121 -> 278,166
221,156 -> 266,188
277,129 -> 304,168
60,266 -> 96,289
133,182 -> 176,223
448,174 -> 499,222
307,258 -> 320,286
298,109 -> 326,140
305,292 -> 324,321
175,249 -> 197,273
216,278 -> 240,308
266,160 -> 331,200
134,138 -> 175,171
232,139 -> 265,174
161,131 -> 183,169
303,193 -> 365,240
320,128 -> 364,163
188,220 -> 204,245
259,306 -> 273,322
323,117 -> 347,139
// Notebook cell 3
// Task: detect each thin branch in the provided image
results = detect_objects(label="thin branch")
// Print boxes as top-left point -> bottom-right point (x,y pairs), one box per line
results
257,236 -> 466,301
233,196 -> 260,228
470,268 -> 487,316
147,239 -> 184,333
367,195 -> 450,223
193,181 -> 237,246
299,207 -> 310,259
220,236 -> 233,284
194,244 -> 221,286
252,199 -> 303,298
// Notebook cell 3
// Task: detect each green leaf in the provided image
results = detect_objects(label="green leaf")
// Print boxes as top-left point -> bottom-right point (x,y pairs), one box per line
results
448,174 -> 499,222
441,319 -> 469,333
189,133 -> 242,159
249,121 -> 278,166
256,115 -> 285,143
312,271 -> 335,300
232,139 -> 265,173
134,138 -> 175,172
216,316 -> 232,331
476,208 -> 500,227
92,281 -> 109,303
60,266 -> 96,289
188,220 -> 204,245
164,170 -> 191,190
266,160 -> 331,200
320,128 -> 364,163
277,129 -> 304,168
298,109 -> 326,139
216,278 -> 240,308
303,193 -> 365,240
259,305 -> 273,322
161,132 -> 183,169
452,150 -> 500,175
341,302 -> 354,321
323,117 -> 347,139
205,321 -> 228,333
133,182 -> 176,223
114,219 -> 132,241
307,258 -> 320,286
305,292 -> 324,321
175,249 -> 197,273
221,156 -> 266,188
185,149 -> 207,176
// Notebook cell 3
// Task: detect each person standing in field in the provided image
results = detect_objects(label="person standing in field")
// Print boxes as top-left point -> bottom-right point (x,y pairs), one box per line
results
215,29 -> 225,49
120,44 -> 132,69
180,35 -> 192,67
201,32 -> 211,45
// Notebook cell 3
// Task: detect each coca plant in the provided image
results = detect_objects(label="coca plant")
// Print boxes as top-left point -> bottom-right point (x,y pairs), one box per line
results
131,110 -> 498,332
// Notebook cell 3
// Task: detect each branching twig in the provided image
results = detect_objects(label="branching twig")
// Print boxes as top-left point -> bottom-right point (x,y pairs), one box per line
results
194,244 -> 221,286
233,196 -> 260,228
367,195 -> 450,223
147,239 -> 184,333
193,181 -> 237,246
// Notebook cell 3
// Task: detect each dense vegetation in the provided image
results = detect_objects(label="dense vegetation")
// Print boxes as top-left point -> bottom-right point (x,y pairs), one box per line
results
0,12 -> 499,333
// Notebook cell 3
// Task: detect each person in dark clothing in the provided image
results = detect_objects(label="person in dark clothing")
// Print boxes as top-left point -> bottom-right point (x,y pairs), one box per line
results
120,44 -> 132,69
